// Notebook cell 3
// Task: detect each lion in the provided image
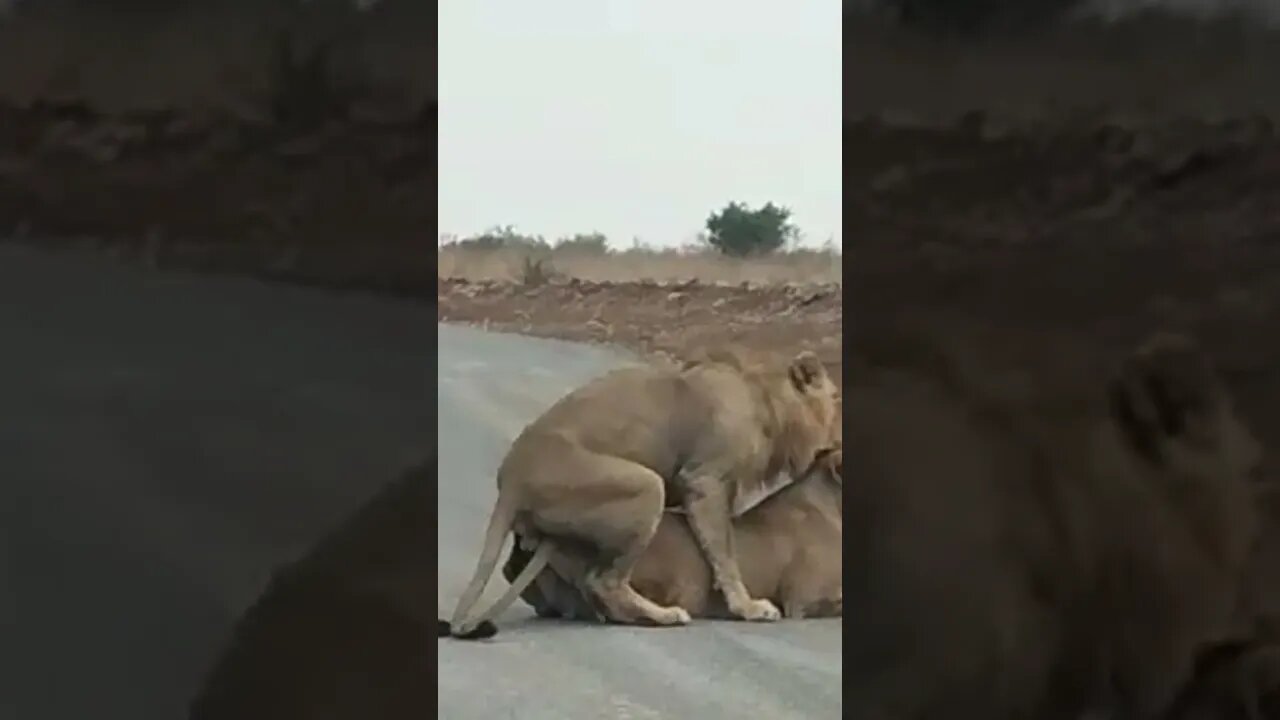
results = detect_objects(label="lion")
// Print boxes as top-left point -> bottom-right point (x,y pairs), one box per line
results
439,348 -> 840,638
491,445 -> 844,627
841,330 -> 1264,720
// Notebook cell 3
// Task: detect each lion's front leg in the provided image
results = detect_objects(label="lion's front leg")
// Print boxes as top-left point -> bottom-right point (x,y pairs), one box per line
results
681,473 -> 780,622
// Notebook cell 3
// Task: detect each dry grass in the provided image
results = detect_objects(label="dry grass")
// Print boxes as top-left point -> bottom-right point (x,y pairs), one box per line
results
437,246 -> 842,285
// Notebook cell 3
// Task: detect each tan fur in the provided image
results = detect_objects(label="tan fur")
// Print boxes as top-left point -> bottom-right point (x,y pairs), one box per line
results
503,447 -> 844,623
443,348 -> 840,635
842,329 -> 1263,720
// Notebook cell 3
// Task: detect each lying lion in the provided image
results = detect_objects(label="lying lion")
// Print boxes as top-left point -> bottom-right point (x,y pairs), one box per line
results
440,349 -> 840,637
491,445 -> 843,627
842,330 -> 1264,720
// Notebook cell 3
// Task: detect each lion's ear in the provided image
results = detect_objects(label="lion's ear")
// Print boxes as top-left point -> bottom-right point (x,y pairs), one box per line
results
1108,333 -> 1218,463
789,351 -> 827,393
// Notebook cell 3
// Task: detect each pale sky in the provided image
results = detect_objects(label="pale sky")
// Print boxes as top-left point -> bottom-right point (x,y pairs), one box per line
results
438,0 -> 842,249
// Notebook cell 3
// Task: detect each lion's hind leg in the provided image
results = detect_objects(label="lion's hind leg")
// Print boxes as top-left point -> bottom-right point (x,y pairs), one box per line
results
532,452 -> 691,627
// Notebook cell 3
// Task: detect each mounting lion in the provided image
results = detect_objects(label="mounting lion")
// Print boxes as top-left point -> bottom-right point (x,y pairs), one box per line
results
490,444 -> 844,627
843,324 -> 1264,720
439,348 -> 841,638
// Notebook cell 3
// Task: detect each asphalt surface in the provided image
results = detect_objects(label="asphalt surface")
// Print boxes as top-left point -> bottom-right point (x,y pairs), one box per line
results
0,243 -> 841,720
437,325 -> 844,720
0,245 -> 434,720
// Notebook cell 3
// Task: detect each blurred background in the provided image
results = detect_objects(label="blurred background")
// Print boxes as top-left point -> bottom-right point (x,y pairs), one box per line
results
0,0 -> 431,296
845,0 -> 1280,482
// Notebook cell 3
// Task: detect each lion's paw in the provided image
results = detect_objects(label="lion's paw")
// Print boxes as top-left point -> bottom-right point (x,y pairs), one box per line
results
657,605 -> 692,626
735,598 -> 782,622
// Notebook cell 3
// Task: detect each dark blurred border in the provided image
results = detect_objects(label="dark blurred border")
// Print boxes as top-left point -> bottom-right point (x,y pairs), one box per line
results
0,0 -> 436,303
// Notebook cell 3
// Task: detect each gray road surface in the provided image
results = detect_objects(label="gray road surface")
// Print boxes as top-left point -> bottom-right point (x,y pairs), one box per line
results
0,245 -> 434,720
437,325 -> 843,720
0,243 -> 840,720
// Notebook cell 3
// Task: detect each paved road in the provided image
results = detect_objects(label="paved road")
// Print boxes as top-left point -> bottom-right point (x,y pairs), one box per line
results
437,325 -> 844,720
0,243 -> 840,720
0,245 -> 434,720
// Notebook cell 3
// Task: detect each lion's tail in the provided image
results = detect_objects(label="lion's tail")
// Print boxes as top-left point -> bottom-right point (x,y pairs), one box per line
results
436,617 -> 496,640
450,540 -> 554,640
446,491 -> 520,635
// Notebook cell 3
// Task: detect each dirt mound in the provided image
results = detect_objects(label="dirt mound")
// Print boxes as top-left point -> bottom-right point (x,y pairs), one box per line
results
438,277 -> 844,387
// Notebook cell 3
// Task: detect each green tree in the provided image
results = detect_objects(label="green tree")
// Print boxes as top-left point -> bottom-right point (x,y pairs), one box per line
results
704,202 -> 797,257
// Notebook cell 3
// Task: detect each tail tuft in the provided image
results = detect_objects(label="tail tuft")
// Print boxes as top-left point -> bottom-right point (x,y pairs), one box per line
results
455,620 -> 498,640
438,617 -> 498,640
